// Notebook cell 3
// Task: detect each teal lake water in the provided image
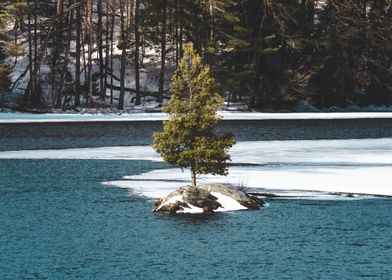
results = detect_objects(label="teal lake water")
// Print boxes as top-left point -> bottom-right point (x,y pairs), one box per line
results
1,119 -> 392,279
1,158 -> 392,279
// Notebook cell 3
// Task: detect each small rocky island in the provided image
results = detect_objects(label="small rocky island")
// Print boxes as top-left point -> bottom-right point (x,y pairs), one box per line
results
153,184 -> 264,214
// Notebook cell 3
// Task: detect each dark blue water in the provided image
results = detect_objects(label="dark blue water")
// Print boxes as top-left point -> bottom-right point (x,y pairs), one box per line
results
1,118 -> 392,150
1,159 -> 392,279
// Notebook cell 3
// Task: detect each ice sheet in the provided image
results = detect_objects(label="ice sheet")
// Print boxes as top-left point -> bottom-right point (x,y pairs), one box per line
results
1,138 -> 391,166
102,138 -> 392,198
109,166 -> 392,198
2,138 -> 391,198
0,146 -> 160,160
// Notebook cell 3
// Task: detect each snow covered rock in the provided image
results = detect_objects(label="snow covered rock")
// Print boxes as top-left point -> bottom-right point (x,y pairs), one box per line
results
153,184 -> 264,214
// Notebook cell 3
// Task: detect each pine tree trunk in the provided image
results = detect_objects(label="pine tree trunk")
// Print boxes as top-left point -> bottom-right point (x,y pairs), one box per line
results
75,3 -> 81,107
82,23 -> 88,93
134,0 -> 141,105
191,168 -> 197,187
179,5 -> 183,58
118,0 -> 127,110
158,0 -> 167,105
87,0 -> 93,104
250,52 -> 261,108
27,3 -> 33,106
250,6 -> 266,108
59,6 -> 73,110
97,0 -> 105,100
32,1 -> 39,106
13,20 -> 18,66
174,0 -> 179,65
104,0 -> 110,103
110,6 -> 115,104
54,0 -> 64,108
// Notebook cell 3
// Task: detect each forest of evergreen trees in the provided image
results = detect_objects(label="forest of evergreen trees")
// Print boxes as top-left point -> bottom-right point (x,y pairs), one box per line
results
0,0 -> 391,111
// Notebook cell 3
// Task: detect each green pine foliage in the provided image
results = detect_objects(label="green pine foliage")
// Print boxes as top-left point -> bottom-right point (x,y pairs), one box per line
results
0,64 -> 11,106
153,43 -> 236,186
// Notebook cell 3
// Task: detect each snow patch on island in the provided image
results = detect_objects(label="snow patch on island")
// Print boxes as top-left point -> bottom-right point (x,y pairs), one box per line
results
153,192 -> 247,213
177,203 -> 204,214
211,192 -> 248,212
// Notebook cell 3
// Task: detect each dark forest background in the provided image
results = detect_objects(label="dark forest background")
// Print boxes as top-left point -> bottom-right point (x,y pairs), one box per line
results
0,0 -> 391,111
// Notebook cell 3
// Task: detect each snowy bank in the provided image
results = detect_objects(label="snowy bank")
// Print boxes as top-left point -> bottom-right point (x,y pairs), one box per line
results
1,111 -> 392,123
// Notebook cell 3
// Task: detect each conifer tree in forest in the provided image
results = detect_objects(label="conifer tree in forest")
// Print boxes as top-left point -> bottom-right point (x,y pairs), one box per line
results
0,0 -> 391,110
0,65 -> 11,105
153,43 -> 236,187
0,6 -> 11,98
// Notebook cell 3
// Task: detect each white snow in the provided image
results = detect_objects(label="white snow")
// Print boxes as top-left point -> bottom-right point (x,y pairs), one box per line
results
0,146 -> 160,161
1,138 -> 391,165
106,166 -> 392,198
1,111 -> 392,123
177,203 -> 204,214
154,192 -> 247,213
211,192 -> 248,212
0,112 -> 167,123
155,195 -> 183,211
2,138 -> 391,199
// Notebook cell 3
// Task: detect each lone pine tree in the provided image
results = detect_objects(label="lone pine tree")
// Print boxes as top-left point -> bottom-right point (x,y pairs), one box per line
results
153,43 -> 236,186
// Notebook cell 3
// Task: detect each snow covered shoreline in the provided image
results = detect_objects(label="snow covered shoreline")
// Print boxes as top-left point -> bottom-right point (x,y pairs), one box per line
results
1,111 -> 392,123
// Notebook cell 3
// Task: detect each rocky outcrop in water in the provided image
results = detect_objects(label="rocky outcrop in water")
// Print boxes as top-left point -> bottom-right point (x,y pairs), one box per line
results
153,184 -> 264,214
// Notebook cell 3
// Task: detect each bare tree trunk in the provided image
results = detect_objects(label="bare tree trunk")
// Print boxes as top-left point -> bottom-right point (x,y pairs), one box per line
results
87,0 -> 93,104
54,0 -> 64,108
250,5 -> 266,108
250,52 -> 261,108
82,23 -> 88,93
104,0 -> 110,102
134,0 -> 141,105
110,5 -> 115,104
75,1 -> 81,107
118,0 -> 127,110
179,5 -> 183,58
59,5 -> 73,110
97,0 -> 105,100
33,0 -> 39,105
174,0 -> 179,65
57,0 -> 63,16
158,0 -> 167,105
205,0 -> 214,62
27,2 -> 33,106
13,20 -> 19,66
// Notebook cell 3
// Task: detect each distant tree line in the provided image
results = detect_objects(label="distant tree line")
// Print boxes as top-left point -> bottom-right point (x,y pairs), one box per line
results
0,0 -> 391,110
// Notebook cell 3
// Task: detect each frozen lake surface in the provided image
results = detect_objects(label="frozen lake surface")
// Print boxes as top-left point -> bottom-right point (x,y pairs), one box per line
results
1,138 -> 391,198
